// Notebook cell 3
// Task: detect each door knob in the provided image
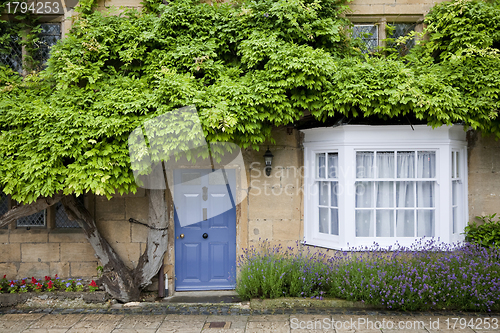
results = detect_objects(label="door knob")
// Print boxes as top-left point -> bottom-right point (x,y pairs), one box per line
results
202,233 -> 208,239
180,234 -> 185,239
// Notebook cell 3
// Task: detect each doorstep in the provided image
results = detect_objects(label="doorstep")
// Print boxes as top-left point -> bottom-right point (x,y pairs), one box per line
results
162,290 -> 242,304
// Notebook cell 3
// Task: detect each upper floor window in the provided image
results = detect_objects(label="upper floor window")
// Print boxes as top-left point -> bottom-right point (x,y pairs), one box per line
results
352,24 -> 378,52
302,125 -> 467,250
34,23 -> 61,69
0,22 -> 61,73
351,21 -> 419,55
387,23 -> 417,56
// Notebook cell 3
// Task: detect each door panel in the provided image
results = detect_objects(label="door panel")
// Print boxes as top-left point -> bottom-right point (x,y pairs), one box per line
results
174,169 -> 236,290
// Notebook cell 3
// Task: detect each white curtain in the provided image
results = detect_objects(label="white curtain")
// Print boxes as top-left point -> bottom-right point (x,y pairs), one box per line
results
355,151 -> 436,238
416,151 -> 435,237
376,152 -> 394,236
355,181 -> 373,237
356,152 -> 374,237
396,152 -> 415,237
328,153 -> 338,178
356,152 -> 374,178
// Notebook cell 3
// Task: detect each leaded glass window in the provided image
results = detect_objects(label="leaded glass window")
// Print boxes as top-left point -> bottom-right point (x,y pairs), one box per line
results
352,24 -> 378,52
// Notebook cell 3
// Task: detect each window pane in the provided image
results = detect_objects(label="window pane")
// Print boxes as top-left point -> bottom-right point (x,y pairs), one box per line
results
376,210 -> 394,237
209,170 -> 228,185
376,182 -> 394,207
453,207 -> 458,234
17,210 -> 45,227
417,151 -> 436,178
55,202 -> 80,228
451,151 -> 456,179
396,210 -> 414,237
396,181 -> 414,207
387,23 -> 416,56
377,152 -> 394,178
0,191 -> 8,217
356,210 -> 373,237
319,181 -> 329,206
417,181 -> 435,207
182,172 -> 201,185
319,207 -> 329,234
356,152 -> 374,178
452,180 -> 459,206
456,151 -> 460,178
34,23 -> 61,70
417,210 -> 434,237
316,153 -> 326,178
331,181 -> 338,207
331,208 -> 339,235
328,153 -> 338,178
0,34 -> 22,73
356,182 -> 373,208
397,151 -> 415,178
352,25 -> 378,52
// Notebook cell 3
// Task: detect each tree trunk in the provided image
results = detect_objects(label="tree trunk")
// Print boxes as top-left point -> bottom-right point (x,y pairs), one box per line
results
0,195 -> 64,228
60,195 -> 140,302
134,189 -> 169,288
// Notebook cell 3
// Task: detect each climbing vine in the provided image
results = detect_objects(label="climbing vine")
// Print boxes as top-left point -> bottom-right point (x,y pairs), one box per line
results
0,0 -> 499,203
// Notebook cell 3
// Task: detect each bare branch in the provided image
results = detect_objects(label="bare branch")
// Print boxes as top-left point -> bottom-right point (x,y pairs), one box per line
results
0,195 -> 64,228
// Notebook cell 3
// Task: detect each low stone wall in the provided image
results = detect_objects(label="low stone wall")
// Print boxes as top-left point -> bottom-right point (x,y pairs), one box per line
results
0,291 -> 108,308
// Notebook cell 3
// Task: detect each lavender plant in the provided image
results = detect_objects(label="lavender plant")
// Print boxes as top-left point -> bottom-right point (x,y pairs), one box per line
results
236,239 -> 500,312
236,241 -> 331,299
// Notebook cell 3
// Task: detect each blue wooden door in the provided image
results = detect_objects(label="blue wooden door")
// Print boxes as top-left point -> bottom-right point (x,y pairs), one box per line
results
174,169 -> 237,290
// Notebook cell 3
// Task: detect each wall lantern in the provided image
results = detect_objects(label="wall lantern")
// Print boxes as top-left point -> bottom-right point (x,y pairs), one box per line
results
263,147 -> 274,176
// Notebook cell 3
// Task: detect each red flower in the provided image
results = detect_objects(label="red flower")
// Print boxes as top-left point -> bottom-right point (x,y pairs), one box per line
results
48,281 -> 53,289
90,280 -> 97,287
2,275 -> 5,279
31,277 -> 37,284
55,274 -> 58,278
21,280 -> 26,285
44,276 -> 51,281
36,283 -> 42,289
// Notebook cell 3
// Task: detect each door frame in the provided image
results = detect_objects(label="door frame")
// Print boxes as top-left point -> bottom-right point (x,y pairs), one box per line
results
164,165 -> 247,294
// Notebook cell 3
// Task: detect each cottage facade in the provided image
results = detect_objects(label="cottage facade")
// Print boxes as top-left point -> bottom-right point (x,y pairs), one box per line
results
1,0 -> 499,294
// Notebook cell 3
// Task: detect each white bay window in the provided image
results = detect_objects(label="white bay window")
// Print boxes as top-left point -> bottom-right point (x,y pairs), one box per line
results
302,125 -> 467,250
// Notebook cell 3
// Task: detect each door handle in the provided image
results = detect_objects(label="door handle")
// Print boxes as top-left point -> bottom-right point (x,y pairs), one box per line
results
203,233 -> 208,239
180,234 -> 184,239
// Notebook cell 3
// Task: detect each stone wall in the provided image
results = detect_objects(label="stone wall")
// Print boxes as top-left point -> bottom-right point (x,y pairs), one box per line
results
0,228 -> 98,280
0,189 -> 150,281
245,128 -> 304,251
348,0 -> 447,17
467,131 -> 500,222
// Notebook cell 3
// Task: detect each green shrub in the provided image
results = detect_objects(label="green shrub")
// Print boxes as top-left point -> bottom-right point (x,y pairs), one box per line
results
464,214 -> 500,248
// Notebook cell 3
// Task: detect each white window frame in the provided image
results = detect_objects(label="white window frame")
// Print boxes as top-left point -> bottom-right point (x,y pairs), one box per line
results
302,125 -> 468,250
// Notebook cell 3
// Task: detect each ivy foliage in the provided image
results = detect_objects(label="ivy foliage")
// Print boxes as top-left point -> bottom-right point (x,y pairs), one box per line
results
0,0 -> 499,203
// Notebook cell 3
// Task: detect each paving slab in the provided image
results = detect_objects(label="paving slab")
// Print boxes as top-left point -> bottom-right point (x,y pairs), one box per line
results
246,321 -> 290,333
27,314 -> 83,329
115,315 -> 165,330
157,320 -> 205,333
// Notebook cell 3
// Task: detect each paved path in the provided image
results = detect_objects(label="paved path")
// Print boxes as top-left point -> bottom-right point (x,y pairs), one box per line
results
1,312 -> 499,332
